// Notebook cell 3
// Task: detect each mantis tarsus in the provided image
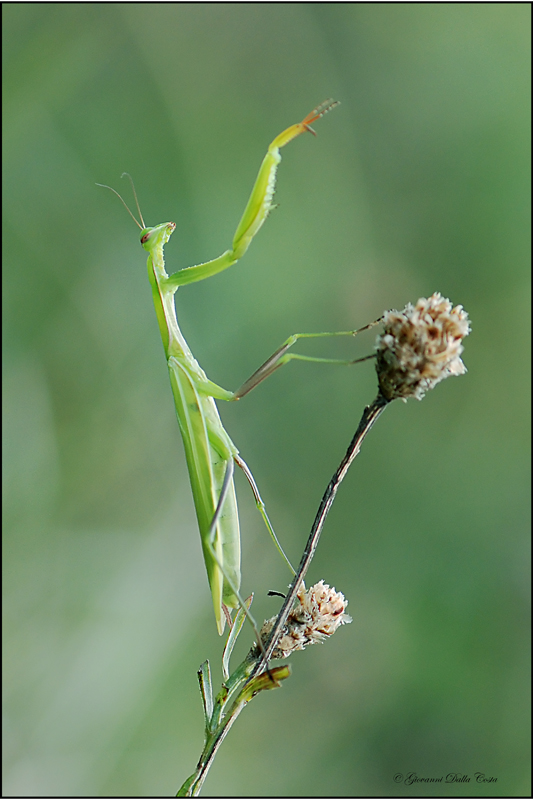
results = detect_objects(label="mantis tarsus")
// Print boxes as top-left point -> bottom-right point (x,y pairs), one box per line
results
99,100 -> 368,638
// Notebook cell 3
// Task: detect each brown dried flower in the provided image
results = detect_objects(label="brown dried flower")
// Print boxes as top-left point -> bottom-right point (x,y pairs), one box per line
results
375,292 -> 470,401
259,581 -> 351,660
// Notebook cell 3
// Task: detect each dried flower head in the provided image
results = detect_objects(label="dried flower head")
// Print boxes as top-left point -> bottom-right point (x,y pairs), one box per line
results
259,581 -> 351,660
375,292 -> 470,401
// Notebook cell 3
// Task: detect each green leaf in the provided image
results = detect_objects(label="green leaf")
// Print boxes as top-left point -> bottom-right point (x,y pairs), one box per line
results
197,661 -> 213,736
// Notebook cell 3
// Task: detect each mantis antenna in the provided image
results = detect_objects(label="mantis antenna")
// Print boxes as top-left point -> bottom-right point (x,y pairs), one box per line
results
96,174 -> 145,230
121,172 -> 146,229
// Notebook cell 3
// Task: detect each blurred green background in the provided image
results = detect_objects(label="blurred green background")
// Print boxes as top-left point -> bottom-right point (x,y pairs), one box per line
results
3,4 -> 530,797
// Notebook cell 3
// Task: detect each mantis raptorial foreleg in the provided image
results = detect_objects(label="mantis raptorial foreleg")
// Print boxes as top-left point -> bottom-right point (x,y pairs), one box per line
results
163,100 -> 340,295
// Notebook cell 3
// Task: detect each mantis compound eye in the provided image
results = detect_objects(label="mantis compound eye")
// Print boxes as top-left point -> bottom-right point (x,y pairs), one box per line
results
140,231 -> 151,244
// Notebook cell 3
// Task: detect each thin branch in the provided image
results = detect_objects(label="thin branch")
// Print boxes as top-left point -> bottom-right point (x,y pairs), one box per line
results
249,392 -> 390,680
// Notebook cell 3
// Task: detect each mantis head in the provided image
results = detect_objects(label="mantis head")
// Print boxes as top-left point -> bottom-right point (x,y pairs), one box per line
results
140,222 -> 176,253
97,173 -> 175,253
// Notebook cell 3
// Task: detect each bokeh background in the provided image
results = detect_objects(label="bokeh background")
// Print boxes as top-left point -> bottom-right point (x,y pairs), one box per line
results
3,4 -> 530,797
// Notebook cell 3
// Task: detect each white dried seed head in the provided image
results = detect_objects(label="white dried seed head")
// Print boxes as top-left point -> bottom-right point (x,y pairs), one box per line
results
375,293 -> 470,401
260,581 -> 351,660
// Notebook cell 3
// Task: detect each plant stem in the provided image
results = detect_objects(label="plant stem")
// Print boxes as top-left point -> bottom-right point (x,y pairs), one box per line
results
249,392 -> 389,679
177,655 -> 290,797
177,696 -> 246,797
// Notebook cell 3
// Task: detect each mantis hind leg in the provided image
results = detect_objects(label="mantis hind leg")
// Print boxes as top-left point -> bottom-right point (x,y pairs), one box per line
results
235,454 -> 295,575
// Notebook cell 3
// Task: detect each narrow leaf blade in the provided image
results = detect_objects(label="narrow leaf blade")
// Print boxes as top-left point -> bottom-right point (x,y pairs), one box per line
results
222,594 -> 253,681
197,660 -> 213,734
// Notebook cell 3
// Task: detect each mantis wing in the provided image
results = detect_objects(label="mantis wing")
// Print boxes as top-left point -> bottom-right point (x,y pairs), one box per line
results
168,357 -> 240,634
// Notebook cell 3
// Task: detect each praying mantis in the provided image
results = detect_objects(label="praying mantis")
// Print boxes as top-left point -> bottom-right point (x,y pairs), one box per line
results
100,100 -> 365,637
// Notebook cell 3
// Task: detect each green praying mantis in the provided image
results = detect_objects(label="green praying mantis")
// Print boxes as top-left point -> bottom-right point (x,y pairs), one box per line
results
100,100 -> 367,637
